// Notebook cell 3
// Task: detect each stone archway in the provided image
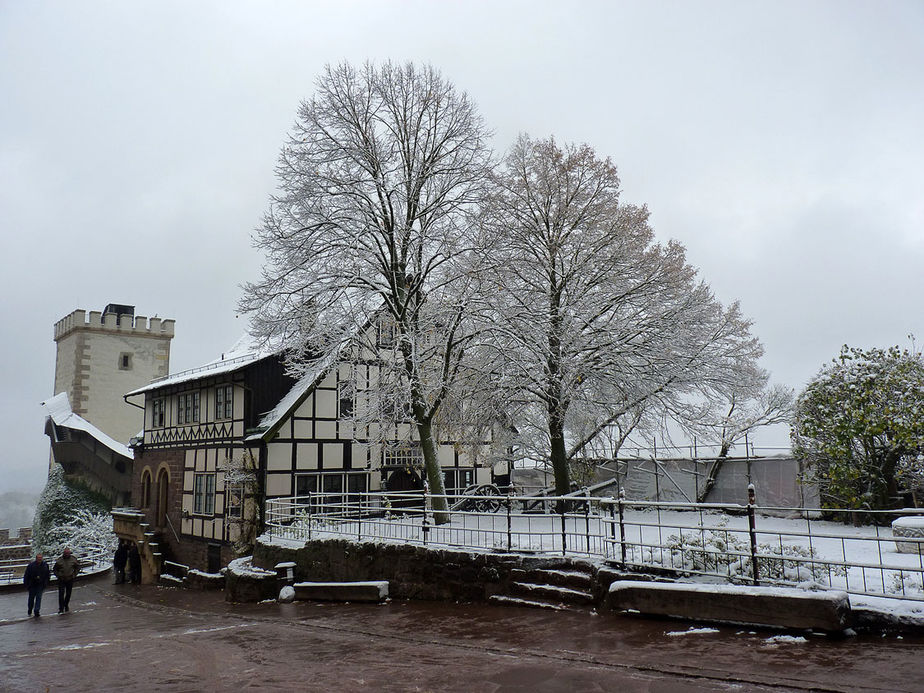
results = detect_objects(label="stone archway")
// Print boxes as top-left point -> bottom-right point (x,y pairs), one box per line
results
385,468 -> 424,511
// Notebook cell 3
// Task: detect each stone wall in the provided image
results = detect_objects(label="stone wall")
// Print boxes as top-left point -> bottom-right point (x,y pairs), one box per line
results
249,537 -> 602,604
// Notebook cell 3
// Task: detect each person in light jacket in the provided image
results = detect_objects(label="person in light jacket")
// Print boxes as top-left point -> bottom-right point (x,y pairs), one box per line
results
53,547 -> 80,613
23,553 -> 50,617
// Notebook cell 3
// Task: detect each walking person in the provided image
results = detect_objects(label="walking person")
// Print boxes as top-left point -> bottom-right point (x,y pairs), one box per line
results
23,553 -> 50,618
128,543 -> 142,584
113,540 -> 128,584
53,547 -> 80,613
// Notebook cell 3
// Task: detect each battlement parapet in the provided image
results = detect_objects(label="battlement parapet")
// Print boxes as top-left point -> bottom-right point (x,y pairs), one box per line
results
0,527 -> 32,545
54,309 -> 175,341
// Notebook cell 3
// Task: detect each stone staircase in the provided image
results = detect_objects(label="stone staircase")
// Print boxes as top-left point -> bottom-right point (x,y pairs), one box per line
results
139,522 -> 164,581
111,509 -> 165,584
489,563 -> 596,611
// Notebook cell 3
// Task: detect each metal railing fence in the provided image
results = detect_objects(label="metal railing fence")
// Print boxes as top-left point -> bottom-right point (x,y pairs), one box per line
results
265,487 -> 924,603
0,544 -> 112,586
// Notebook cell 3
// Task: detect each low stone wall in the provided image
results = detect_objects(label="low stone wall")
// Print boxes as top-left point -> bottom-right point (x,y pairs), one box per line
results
250,538 -> 598,604
237,536 -> 923,634
0,527 -> 33,563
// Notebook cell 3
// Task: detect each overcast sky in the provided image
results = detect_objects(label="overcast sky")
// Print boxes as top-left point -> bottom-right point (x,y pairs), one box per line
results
2,1 -> 922,493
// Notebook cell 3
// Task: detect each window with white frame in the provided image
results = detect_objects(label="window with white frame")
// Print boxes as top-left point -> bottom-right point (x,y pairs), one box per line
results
338,386 -> 353,419
377,317 -> 397,348
295,472 -> 369,510
152,398 -> 166,428
178,391 -> 200,425
225,480 -> 243,519
193,473 -> 216,515
215,384 -> 233,420
382,443 -> 423,469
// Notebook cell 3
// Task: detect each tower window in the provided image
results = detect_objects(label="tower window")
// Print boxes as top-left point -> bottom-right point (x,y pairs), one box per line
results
119,353 -> 133,370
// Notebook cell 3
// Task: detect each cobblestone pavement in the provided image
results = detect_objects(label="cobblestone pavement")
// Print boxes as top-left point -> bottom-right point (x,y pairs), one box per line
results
1,575 -> 922,692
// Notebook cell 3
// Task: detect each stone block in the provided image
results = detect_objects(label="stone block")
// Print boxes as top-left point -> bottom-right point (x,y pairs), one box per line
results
293,580 -> 389,602
892,516 -> 924,555
607,580 -> 852,632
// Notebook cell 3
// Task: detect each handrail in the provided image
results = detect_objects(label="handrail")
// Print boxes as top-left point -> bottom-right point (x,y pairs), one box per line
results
164,513 -> 181,544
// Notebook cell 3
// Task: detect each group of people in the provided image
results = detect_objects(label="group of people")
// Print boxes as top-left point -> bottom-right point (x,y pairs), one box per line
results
22,540 -> 144,618
22,548 -> 80,617
113,539 -> 142,585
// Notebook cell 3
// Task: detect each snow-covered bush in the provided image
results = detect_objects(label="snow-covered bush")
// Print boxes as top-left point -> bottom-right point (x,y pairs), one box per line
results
43,509 -> 117,561
32,464 -> 111,552
888,573 -> 924,597
491,537 -> 544,553
653,519 -> 844,585
793,345 -> 924,512
288,511 -> 340,535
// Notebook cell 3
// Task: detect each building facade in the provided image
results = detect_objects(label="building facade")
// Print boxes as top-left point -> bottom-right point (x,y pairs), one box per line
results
117,328 -> 509,579
44,304 -> 173,505
53,304 -> 174,448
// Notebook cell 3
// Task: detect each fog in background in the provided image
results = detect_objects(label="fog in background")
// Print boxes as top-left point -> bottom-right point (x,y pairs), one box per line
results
2,1 -> 922,493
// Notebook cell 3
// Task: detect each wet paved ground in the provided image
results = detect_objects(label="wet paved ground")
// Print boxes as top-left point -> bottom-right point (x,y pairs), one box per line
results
1,575 -> 923,692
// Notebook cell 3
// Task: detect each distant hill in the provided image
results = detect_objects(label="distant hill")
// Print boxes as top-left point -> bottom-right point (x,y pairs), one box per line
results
0,492 -> 38,533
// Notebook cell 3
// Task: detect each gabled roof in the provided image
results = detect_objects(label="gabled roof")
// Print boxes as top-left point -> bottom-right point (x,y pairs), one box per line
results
126,335 -> 279,396
42,392 -> 134,459
246,349 -> 341,442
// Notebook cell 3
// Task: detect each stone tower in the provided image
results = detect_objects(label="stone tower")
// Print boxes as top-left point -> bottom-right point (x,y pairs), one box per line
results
52,304 -> 175,446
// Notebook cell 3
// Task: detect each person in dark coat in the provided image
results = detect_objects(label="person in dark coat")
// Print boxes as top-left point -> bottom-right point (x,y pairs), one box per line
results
113,541 -> 128,584
128,543 -> 142,584
53,547 -> 80,613
23,553 -> 50,617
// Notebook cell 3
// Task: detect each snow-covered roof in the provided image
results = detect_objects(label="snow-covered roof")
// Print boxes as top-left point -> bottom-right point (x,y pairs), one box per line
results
126,334 -> 279,396
246,349 -> 341,442
42,392 -> 134,459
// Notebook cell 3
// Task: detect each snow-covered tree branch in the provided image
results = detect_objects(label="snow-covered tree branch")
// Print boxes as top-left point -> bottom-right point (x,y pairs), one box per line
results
482,136 -> 766,496
240,62 -> 493,522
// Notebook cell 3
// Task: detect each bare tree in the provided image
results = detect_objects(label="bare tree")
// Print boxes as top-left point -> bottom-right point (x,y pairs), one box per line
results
240,62 -> 492,523
483,136 -> 766,497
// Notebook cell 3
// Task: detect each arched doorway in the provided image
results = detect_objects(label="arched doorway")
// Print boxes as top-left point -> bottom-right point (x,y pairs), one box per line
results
140,469 -> 152,508
155,467 -> 169,528
385,468 -> 424,511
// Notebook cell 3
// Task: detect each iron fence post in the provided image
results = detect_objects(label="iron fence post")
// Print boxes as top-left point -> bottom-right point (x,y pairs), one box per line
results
505,494 -> 512,552
747,483 -> 759,585
422,480 -> 430,546
584,488 -> 591,553
618,489 -> 627,567
307,491 -> 313,542
560,501 -> 567,556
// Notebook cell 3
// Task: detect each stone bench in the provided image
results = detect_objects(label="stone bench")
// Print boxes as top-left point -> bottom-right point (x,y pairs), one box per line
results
892,516 -> 924,555
293,580 -> 389,603
607,580 -> 851,631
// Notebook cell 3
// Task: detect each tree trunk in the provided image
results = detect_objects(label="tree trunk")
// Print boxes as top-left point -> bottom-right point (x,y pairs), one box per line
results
417,419 -> 450,524
549,411 -> 571,503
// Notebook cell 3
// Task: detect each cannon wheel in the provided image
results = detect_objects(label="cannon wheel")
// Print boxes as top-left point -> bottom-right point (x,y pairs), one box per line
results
472,484 -> 502,513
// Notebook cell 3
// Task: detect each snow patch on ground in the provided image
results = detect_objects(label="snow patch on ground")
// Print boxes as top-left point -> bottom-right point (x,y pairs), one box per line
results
182,625 -> 238,635
763,635 -> 808,646
665,627 -> 721,636
226,556 -> 276,577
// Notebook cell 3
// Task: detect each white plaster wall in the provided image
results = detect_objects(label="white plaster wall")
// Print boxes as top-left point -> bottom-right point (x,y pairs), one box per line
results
54,324 -> 171,444
266,443 -> 290,472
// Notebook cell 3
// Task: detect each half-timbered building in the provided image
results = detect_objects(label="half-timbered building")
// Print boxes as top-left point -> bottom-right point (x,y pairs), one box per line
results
117,330 -> 509,580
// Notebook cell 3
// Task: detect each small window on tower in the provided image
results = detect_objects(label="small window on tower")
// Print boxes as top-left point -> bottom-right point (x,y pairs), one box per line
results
119,353 -> 133,370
